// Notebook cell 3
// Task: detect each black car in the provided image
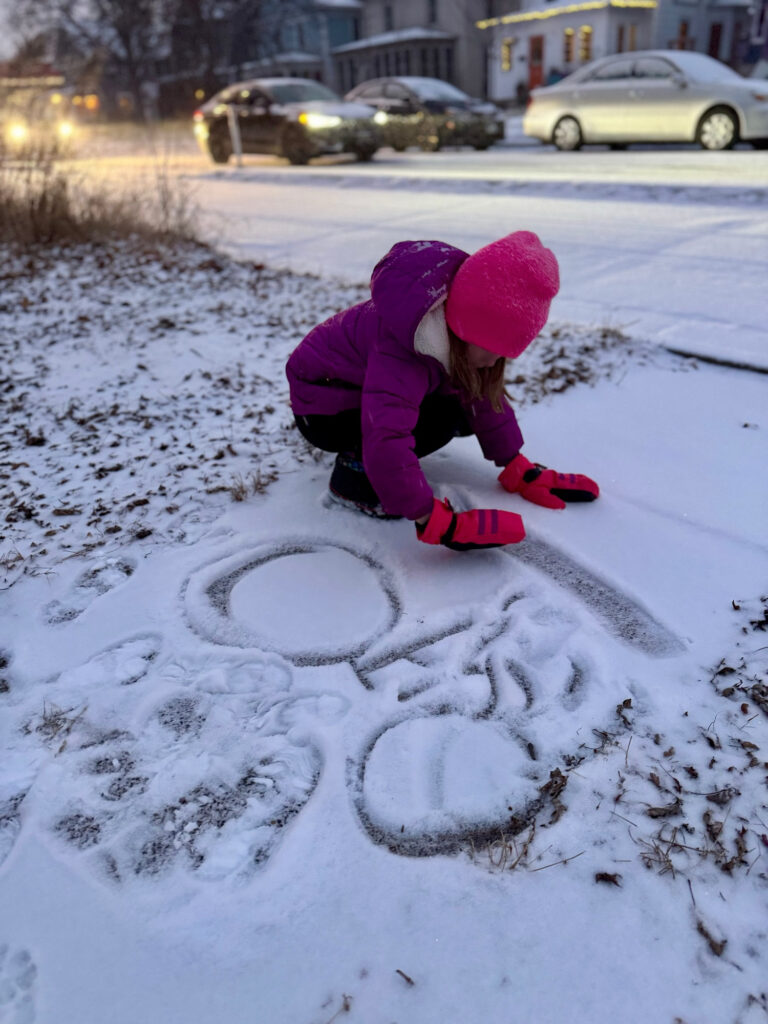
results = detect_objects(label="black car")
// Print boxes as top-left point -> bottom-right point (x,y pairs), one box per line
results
344,76 -> 505,151
193,77 -> 384,165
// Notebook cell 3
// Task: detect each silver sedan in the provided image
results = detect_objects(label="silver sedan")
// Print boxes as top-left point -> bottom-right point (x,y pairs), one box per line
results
523,50 -> 768,151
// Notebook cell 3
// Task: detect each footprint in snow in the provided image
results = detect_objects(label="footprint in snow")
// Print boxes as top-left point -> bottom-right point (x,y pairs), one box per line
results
0,946 -> 37,1024
42,556 -> 136,625
43,653 -> 346,883
48,634 -> 162,690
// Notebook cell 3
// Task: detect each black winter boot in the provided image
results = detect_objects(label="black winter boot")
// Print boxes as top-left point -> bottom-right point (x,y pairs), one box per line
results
328,453 -> 402,519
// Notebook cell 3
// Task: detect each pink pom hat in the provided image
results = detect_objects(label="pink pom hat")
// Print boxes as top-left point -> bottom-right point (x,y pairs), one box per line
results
445,230 -> 560,359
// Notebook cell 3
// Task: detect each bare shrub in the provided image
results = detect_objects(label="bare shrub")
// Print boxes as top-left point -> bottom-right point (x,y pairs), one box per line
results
0,145 -> 197,246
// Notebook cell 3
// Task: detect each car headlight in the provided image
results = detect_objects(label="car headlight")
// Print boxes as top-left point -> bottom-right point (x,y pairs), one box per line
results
373,110 -> 388,126
7,121 -> 28,144
58,120 -> 74,139
298,112 -> 342,130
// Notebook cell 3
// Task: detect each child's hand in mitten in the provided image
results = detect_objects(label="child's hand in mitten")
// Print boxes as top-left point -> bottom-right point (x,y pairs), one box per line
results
416,497 -> 525,551
499,453 -> 599,510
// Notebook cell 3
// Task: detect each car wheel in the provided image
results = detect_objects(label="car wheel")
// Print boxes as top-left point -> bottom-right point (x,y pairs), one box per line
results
208,130 -> 231,164
552,116 -> 583,151
281,124 -> 314,165
354,146 -> 377,163
697,107 -> 738,151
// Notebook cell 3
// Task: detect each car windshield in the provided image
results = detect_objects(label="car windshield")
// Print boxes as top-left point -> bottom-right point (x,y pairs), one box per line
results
268,82 -> 340,103
398,77 -> 470,102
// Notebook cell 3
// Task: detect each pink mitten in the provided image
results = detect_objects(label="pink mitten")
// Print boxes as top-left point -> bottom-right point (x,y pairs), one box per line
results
499,453 -> 599,510
417,497 -> 525,550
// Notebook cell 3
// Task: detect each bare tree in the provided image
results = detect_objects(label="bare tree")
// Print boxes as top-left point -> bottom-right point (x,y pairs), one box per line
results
9,0 -> 164,118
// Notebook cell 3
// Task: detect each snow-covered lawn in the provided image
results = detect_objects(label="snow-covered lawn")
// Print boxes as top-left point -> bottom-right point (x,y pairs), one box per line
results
1,216 -> 767,1022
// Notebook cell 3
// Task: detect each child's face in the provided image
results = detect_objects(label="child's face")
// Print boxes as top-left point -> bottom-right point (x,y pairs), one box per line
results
465,342 -> 502,370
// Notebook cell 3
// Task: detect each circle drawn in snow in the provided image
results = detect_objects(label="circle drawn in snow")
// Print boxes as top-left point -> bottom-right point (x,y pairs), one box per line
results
357,714 -> 539,854
183,541 -> 401,664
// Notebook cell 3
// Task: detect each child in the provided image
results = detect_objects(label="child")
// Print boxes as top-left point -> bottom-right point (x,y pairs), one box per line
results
286,231 -> 598,551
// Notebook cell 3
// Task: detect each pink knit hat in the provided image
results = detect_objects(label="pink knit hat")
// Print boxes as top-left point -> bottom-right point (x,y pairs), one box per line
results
445,231 -> 560,358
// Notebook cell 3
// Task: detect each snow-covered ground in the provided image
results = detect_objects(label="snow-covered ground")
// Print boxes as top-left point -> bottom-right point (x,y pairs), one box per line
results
1,145 -> 767,1024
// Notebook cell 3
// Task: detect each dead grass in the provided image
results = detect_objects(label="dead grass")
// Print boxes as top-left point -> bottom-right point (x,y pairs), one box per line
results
0,145 -> 198,246
229,469 -> 280,502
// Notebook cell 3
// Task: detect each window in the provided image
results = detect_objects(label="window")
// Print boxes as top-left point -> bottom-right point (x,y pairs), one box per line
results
445,46 -> 453,81
433,48 -> 441,78
708,22 -> 722,59
404,50 -> 411,73
633,57 -> 675,78
385,83 -> 412,100
420,48 -> 429,75
617,24 -> 624,52
427,0 -> 438,24
384,4 -> 394,31
578,25 -> 592,62
384,51 -> 391,74
268,82 -> 338,103
395,50 -> 402,74
502,37 -> 514,72
356,83 -> 385,100
563,28 -> 574,64
592,57 -> 635,80
374,55 -> 381,76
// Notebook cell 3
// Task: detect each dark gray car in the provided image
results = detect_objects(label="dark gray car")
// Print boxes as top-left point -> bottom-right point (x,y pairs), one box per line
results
345,76 -> 505,151
523,51 -> 768,151
193,77 -> 383,164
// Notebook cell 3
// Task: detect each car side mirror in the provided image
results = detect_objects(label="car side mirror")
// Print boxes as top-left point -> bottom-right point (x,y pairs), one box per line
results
672,73 -> 687,88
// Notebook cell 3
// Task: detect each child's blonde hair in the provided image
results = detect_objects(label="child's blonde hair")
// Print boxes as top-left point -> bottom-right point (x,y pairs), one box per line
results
448,327 -> 508,414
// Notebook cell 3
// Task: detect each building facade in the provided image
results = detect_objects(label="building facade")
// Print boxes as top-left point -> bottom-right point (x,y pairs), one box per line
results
332,1 -> 508,97
481,0 -> 756,103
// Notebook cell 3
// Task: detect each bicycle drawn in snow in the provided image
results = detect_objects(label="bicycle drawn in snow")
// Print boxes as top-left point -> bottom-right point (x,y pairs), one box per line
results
182,533 -> 684,860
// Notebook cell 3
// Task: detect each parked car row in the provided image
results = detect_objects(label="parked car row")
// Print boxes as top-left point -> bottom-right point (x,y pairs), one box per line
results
193,75 -> 505,164
192,52 -> 768,165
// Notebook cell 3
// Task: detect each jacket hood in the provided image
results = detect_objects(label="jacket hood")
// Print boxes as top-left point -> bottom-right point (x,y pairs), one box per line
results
370,240 -> 469,344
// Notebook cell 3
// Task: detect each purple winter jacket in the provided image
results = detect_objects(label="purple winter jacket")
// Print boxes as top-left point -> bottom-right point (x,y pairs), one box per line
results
286,240 -> 524,520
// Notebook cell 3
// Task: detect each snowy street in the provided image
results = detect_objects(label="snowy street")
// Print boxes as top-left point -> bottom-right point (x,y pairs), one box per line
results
1,123 -> 767,1024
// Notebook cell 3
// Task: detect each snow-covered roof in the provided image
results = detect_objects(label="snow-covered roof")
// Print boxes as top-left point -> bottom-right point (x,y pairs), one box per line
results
477,0 -> 656,29
237,53 -> 323,75
270,52 -> 323,65
313,0 -> 362,9
332,26 -> 454,54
